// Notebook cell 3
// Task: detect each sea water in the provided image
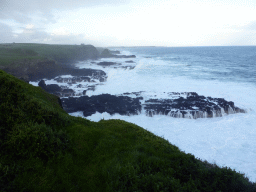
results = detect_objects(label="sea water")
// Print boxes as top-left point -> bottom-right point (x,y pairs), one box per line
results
62,46 -> 256,182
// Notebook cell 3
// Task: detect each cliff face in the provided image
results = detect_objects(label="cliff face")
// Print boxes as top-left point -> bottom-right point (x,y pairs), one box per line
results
0,43 -> 102,82
50,44 -> 100,64
1,59 -> 63,82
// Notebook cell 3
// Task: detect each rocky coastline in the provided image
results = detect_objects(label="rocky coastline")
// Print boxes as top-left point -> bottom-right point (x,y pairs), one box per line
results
2,43 -> 244,119
30,47 -> 246,119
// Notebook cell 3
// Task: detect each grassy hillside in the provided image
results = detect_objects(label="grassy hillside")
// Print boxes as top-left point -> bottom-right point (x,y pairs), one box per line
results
0,69 -> 255,191
0,43 -> 99,67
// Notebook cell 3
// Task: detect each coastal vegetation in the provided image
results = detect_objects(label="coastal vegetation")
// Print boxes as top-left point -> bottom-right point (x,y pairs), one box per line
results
0,69 -> 256,191
0,43 -> 105,82
0,43 -> 99,67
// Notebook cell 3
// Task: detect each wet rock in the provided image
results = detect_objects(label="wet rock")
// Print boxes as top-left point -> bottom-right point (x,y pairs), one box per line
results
125,60 -> 135,63
38,80 -> 78,97
61,94 -> 143,117
97,62 -> 117,66
38,79 -> 47,90
58,90 -> 245,119
115,55 -> 136,58
144,92 -> 245,119
100,49 -> 114,58
46,84 -> 62,94
87,86 -> 96,91
62,89 -> 75,97
54,76 -> 91,83
121,66 -> 135,70
38,80 -> 62,95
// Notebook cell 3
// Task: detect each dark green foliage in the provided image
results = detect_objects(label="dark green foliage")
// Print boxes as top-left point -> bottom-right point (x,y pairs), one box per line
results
0,70 -> 71,190
0,69 -> 255,191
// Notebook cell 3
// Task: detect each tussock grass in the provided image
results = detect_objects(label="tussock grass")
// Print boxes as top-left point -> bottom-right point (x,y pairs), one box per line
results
0,69 -> 255,191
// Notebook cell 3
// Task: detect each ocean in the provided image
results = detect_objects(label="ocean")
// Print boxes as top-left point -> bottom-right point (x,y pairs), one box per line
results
33,46 -> 256,182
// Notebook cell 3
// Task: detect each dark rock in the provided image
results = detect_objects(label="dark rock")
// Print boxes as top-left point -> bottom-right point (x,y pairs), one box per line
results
87,86 -> 96,91
100,49 -> 114,58
38,80 -> 62,96
62,89 -> 75,97
38,80 -> 47,90
61,94 -> 142,116
99,48 -> 136,59
122,66 -> 135,69
115,55 -> 136,58
110,50 -> 121,54
60,91 -> 245,119
125,60 -> 135,63
31,66 -> 106,82
144,92 -> 245,119
97,62 -> 117,66
55,76 -> 92,84
46,84 -> 62,94
76,84 -> 83,88
38,80 -> 77,97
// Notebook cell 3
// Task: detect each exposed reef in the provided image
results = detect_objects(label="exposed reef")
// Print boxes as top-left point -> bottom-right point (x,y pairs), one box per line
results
143,92 -> 245,118
38,67 -> 107,97
61,94 -> 142,117
61,92 -> 245,119
100,48 -> 136,58
5,44 -> 244,119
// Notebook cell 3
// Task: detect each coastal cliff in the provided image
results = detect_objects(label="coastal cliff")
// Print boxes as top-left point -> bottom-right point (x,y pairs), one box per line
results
0,43 -> 101,82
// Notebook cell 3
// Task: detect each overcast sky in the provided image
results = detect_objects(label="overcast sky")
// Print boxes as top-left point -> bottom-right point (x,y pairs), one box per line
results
1,0 -> 256,46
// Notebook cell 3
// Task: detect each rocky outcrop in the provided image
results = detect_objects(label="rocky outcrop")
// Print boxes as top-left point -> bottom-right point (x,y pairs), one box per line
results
1,59 -> 62,82
100,48 -> 136,59
61,94 -> 143,117
115,55 -> 136,58
143,92 -> 245,119
53,68 -> 107,83
97,62 -> 118,66
38,80 -> 63,96
50,44 -> 100,64
38,82 -> 78,98
125,60 -> 135,63
1,44 -> 102,82
100,49 -> 114,58
60,92 -> 245,119
38,69 -> 107,97
110,50 -> 121,54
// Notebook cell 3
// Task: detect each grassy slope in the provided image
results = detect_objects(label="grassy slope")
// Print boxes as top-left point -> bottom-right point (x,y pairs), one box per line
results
0,70 -> 256,192
0,43 -> 99,67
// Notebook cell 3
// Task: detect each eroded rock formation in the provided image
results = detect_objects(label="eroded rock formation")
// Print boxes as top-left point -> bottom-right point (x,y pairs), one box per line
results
60,92 -> 245,119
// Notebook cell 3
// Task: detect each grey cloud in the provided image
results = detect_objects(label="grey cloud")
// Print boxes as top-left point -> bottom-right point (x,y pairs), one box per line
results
0,24 -> 102,45
0,22 -> 15,43
14,27 -> 50,43
0,0 -> 130,23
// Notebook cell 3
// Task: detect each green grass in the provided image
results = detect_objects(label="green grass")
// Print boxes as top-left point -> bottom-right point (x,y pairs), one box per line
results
0,43 -> 99,67
0,69 -> 255,192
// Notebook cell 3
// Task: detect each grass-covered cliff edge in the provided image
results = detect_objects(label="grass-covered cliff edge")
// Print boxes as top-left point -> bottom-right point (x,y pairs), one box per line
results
0,43 -> 110,82
1,70 -> 255,191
